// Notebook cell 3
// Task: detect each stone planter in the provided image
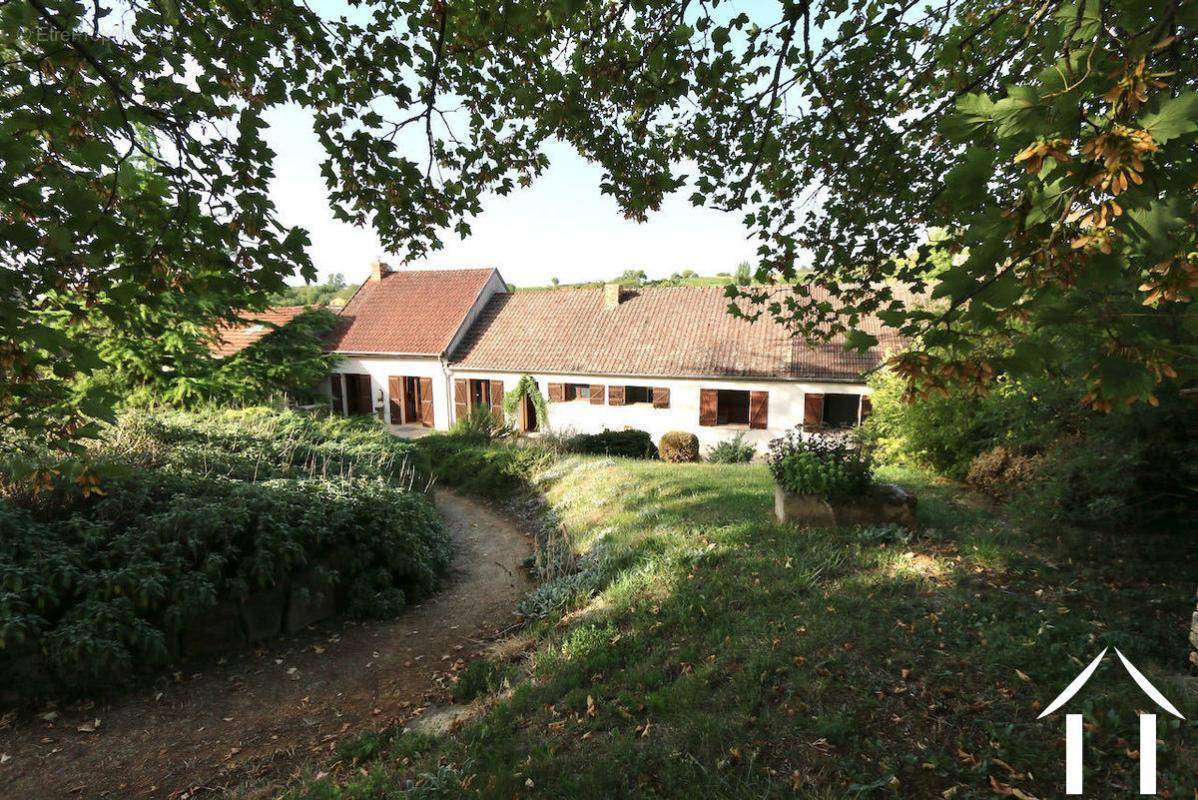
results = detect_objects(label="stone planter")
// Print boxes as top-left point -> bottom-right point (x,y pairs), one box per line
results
775,483 -> 917,528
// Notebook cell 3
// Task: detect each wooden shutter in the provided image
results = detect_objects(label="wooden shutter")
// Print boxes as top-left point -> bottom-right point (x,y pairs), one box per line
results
699,388 -> 718,426
330,374 -> 344,416
749,391 -> 769,430
652,387 -> 670,408
803,393 -> 824,429
859,395 -> 872,423
489,379 -> 504,425
355,374 -> 372,416
388,376 -> 404,424
419,377 -> 434,427
454,379 -> 468,420
608,385 -> 625,406
548,382 -> 564,402
590,385 -> 605,404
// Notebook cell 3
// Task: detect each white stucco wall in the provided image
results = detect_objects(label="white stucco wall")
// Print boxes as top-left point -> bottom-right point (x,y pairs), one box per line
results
326,355 -> 453,427
448,369 -> 871,454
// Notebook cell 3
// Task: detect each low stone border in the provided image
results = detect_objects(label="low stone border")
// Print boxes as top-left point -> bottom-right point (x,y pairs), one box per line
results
774,483 -> 917,528
181,569 -> 338,656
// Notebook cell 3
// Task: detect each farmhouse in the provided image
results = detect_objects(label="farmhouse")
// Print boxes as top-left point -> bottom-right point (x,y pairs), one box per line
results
311,262 -> 899,449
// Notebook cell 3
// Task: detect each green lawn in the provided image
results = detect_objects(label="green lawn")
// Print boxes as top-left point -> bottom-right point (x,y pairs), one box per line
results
295,455 -> 1197,799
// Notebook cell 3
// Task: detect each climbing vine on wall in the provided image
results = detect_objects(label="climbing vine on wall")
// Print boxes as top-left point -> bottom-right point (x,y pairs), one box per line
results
502,375 -> 549,430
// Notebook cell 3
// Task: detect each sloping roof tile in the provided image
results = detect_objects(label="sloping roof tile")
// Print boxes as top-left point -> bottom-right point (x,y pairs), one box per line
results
325,268 -> 498,355
450,285 -> 903,382
211,306 -> 307,358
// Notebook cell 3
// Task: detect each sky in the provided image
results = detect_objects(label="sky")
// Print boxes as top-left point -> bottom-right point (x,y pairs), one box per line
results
263,105 -> 759,289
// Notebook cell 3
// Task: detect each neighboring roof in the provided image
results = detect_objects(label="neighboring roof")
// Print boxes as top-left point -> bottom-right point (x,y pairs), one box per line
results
450,285 -> 903,382
325,268 -> 499,355
211,306 -> 307,358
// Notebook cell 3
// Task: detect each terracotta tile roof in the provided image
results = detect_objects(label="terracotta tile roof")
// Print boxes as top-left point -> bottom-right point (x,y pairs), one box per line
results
211,306 -> 307,358
450,285 -> 905,382
325,268 -> 499,355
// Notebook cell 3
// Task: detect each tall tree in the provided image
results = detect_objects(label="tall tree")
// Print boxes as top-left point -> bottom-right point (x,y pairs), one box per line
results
5,0 -> 1197,453
310,0 -> 1198,409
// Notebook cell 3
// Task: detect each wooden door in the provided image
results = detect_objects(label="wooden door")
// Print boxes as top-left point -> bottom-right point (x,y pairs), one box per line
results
419,377 -> 434,427
520,388 -> 539,432
698,388 -> 718,426
331,374 -> 345,416
357,374 -> 373,416
388,376 -> 404,424
749,391 -> 769,430
489,380 -> 504,425
453,379 -> 468,420
803,393 -> 824,429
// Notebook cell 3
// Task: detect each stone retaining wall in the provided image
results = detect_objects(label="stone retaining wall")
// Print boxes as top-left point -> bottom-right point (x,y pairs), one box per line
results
774,483 -> 917,528
181,569 -> 338,656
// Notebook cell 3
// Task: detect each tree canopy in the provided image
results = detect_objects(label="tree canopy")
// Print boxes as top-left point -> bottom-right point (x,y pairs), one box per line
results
4,0 -> 1196,451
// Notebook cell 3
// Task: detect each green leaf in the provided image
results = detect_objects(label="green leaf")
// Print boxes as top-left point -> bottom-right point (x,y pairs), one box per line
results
991,86 -> 1042,138
843,329 -> 879,353
943,93 -> 994,141
1139,91 -> 1198,144
944,147 -> 994,200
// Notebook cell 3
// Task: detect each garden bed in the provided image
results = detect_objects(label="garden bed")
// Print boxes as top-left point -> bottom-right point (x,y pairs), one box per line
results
0,408 -> 450,700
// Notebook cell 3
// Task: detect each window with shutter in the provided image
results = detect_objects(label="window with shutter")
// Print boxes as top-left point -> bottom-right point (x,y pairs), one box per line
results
652,387 -> 670,408
803,393 -> 824,428
548,383 -> 564,402
623,385 -> 652,404
698,388 -> 718,426
419,377 -> 435,427
489,379 -> 504,424
589,385 -> 605,404
454,379 -> 468,420
749,391 -> 769,429
823,393 -> 862,427
608,386 -> 625,405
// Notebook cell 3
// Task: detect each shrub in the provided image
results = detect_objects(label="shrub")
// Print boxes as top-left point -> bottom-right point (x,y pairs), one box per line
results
452,658 -> 515,703
965,445 -> 1044,498
106,407 -> 424,484
0,409 -> 451,694
767,429 -> 872,498
0,474 -> 450,689
705,432 -> 756,463
566,429 -> 657,459
864,367 -> 1198,529
659,431 -> 700,463
415,434 -> 554,499
451,404 -> 508,442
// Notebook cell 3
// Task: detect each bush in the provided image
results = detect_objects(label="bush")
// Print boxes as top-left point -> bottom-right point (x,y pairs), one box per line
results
863,367 -> 1198,529
767,429 -> 872,498
0,473 -> 449,690
705,432 -> 756,463
415,434 -> 554,499
965,445 -> 1044,498
0,408 -> 451,695
106,407 -> 425,484
565,429 -> 657,459
659,431 -> 700,463
453,658 -> 515,703
451,404 -> 507,441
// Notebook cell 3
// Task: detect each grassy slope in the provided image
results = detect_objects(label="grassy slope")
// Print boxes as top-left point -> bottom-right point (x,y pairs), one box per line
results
297,456 -> 1197,799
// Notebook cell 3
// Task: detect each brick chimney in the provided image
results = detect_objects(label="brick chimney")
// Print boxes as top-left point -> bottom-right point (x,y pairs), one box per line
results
603,282 -> 623,310
370,259 -> 392,282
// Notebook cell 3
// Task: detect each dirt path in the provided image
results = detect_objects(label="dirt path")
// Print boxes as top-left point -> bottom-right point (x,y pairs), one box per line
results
0,491 -> 532,800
